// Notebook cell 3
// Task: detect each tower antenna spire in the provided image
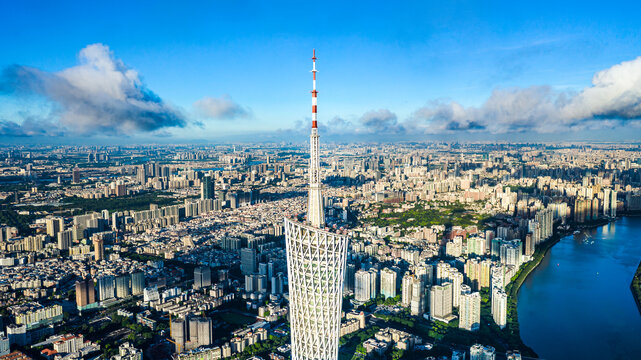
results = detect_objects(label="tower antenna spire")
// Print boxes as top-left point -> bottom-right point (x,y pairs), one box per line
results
308,49 -> 324,228
311,49 -> 318,129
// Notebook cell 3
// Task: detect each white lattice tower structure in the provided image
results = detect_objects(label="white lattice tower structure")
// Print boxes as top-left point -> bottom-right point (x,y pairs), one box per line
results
285,220 -> 348,360
284,50 -> 350,360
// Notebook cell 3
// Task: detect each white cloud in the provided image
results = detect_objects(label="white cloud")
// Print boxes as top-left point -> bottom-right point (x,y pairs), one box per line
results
561,56 -> 641,122
193,95 -> 250,120
409,56 -> 641,134
0,43 -> 185,136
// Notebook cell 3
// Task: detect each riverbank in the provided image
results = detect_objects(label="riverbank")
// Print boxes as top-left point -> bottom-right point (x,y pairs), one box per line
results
631,260 -> 641,315
506,218 -> 611,358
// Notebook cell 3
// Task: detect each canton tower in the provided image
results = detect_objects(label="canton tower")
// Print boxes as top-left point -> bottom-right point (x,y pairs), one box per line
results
284,50 -> 350,360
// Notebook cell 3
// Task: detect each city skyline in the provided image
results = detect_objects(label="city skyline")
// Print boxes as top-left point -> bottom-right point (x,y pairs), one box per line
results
0,3 -> 640,360
2,1 -> 641,142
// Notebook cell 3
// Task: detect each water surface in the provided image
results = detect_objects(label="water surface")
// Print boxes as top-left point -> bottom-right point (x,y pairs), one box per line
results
518,217 -> 641,360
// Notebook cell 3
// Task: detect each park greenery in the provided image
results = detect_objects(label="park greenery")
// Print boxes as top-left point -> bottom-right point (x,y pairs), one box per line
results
365,202 -> 488,229
338,325 -> 380,360
62,193 -> 179,213
228,334 -> 289,359
505,185 -> 536,194
378,294 -> 402,306
50,310 -> 164,358
0,208 -> 38,235
373,310 -> 415,328
356,294 -> 402,311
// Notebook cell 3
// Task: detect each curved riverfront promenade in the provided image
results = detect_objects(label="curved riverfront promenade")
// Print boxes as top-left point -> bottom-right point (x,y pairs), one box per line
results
516,217 -> 641,360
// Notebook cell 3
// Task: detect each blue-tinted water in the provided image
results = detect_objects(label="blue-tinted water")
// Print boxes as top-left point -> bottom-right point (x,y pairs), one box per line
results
518,217 -> 641,360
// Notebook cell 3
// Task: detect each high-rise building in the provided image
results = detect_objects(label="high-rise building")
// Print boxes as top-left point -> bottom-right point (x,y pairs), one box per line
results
194,266 -> 212,289
410,277 -> 426,316
449,269 -> 464,308
415,264 -> 433,286
466,236 -> 486,257
380,267 -> 397,299
57,229 -> 74,250
534,207 -> 553,242
603,188 -> 611,216
369,268 -> 379,299
479,259 -> 492,289
258,262 -> 268,276
284,50 -> 349,360
171,318 -> 187,350
116,275 -> 131,298
188,317 -> 213,348
524,232 -> 534,257
137,165 -> 147,185
271,272 -> 284,294
97,276 -> 115,301
201,175 -> 215,200
46,217 -> 64,238
240,248 -> 257,275
257,274 -> 268,293
490,238 -> 502,260
72,166 -> 81,183
491,287 -> 508,329
500,240 -> 522,267
430,282 -> 453,322
610,190 -> 617,217
436,262 -> 450,285
355,270 -> 373,302
131,272 -> 145,296
401,273 -> 414,307
245,274 -> 256,292
343,263 -> 356,295
75,278 -> 96,309
459,285 -> 481,331
93,238 -> 104,262
464,258 -> 481,291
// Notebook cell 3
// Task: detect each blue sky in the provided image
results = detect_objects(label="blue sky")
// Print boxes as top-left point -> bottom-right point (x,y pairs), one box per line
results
2,0 -> 641,143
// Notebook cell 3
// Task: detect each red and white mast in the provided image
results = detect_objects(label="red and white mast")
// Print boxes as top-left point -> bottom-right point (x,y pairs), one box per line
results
312,49 -> 318,128
307,49 -> 325,228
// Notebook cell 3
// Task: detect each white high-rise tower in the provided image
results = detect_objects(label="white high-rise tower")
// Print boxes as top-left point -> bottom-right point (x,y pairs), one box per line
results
284,50 -> 349,360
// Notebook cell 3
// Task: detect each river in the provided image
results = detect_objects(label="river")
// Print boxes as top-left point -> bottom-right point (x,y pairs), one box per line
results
517,216 -> 641,360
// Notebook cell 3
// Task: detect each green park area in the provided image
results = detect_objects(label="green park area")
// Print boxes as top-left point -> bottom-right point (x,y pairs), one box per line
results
0,208 -> 39,235
365,202 -> 489,229
227,334 -> 289,360
218,312 -> 255,325
338,325 -> 381,360
62,193 -> 179,213
505,185 -> 536,194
